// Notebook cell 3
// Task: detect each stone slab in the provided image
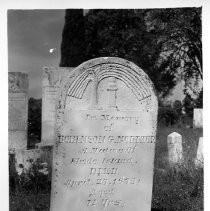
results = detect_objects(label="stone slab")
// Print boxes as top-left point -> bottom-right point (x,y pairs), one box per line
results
195,137 -> 203,168
8,72 -> 28,151
50,57 -> 158,211
41,67 -> 74,146
167,132 -> 183,166
193,108 -> 203,128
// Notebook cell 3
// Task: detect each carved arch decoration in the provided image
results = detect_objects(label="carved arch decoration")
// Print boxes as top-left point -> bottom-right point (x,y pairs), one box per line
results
55,57 -> 157,133
67,63 -> 151,101
58,57 -> 156,109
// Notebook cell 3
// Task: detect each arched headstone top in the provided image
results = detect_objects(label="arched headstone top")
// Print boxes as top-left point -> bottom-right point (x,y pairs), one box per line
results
58,57 -> 157,111
51,57 -> 158,211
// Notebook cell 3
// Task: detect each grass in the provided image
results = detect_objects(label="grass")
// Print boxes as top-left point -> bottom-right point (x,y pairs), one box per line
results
152,125 -> 203,211
10,193 -> 50,211
9,125 -> 203,211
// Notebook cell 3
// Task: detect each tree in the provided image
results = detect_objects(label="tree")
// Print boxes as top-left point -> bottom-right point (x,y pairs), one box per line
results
146,8 -> 202,97
182,93 -> 195,118
60,8 -> 202,99
194,88 -> 203,108
85,9 -> 176,98
182,87 -> 203,118
60,9 -> 177,98
173,100 -> 183,116
60,9 -> 85,67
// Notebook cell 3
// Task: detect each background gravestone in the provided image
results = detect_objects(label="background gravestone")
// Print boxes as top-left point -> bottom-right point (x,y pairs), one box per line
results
167,132 -> 183,166
193,108 -> 203,128
41,67 -> 74,146
9,72 -> 28,152
195,137 -> 203,168
51,57 -> 158,211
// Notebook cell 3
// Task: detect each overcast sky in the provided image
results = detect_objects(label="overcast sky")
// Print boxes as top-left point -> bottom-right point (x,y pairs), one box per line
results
7,9 -> 184,101
8,10 -> 65,98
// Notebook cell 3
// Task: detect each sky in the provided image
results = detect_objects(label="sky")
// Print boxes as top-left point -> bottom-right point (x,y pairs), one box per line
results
8,9 -> 185,101
8,10 -> 65,98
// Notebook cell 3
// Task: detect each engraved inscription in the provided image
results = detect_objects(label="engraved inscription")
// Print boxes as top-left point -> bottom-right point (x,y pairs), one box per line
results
59,135 -> 155,144
55,110 -> 155,210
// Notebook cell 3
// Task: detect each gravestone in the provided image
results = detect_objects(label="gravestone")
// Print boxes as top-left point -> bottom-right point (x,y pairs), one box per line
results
195,137 -> 203,168
50,57 -> 158,211
167,132 -> 183,166
9,72 -> 28,152
41,67 -> 74,146
193,108 -> 203,128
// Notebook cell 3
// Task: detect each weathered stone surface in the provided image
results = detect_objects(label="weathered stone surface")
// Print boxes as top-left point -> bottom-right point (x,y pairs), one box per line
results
167,132 -> 183,166
193,108 -> 203,128
50,57 -> 158,211
195,137 -> 203,168
8,72 -> 28,151
41,67 -> 74,146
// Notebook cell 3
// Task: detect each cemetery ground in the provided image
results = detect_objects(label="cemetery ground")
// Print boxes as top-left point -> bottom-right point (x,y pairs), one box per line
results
9,124 -> 203,211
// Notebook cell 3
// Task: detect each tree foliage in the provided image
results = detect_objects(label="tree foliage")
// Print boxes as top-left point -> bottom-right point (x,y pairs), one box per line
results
182,88 -> 203,117
60,9 -> 85,67
60,8 -> 202,100
173,100 -> 183,117
146,8 -> 202,96
84,9 -> 176,98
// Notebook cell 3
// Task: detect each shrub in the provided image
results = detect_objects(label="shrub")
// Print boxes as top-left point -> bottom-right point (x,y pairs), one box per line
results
158,106 -> 179,126
9,156 -> 51,195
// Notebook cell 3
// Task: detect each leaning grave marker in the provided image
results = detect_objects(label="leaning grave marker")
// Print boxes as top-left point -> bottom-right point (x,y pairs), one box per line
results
9,72 -> 28,152
41,67 -> 74,146
51,57 -> 158,211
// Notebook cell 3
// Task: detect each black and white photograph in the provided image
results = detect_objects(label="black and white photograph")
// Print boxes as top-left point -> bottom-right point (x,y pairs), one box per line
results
1,0 -> 208,210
